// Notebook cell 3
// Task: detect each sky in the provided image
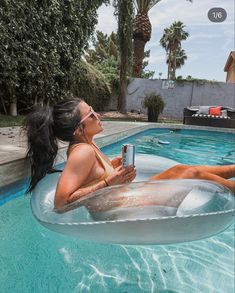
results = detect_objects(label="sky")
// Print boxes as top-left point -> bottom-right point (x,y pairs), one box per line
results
96,0 -> 234,82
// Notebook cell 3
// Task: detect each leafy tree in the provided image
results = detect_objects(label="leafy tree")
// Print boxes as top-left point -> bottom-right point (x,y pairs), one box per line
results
74,61 -> 111,111
0,0 -> 108,115
85,31 -> 119,83
95,56 -> 120,84
141,50 -> 155,78
85,30 -> 154,83
132,0 -> 192,77
160,21 -> 189,79
86,31 -> 119,65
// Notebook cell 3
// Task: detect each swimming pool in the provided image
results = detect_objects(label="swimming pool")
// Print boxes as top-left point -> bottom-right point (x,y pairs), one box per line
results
0,128 -> 234,292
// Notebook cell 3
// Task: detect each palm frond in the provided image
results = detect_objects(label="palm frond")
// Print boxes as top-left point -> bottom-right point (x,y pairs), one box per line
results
135,0 -> 162,13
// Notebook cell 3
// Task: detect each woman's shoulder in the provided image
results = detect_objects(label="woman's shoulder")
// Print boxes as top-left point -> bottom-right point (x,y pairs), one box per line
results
68,143 -> 96,160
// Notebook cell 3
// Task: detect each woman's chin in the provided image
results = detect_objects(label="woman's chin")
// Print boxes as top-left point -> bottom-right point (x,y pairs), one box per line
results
98,123 -> 103,131
95,126 -> 103,134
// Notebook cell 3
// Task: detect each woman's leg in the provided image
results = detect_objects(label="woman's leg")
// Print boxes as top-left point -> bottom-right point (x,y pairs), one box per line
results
150,164 -> 190,180
179,168 -> 235,193
150,164 -> 235,180
189,165 -> 235,179
150,164 -> 235,193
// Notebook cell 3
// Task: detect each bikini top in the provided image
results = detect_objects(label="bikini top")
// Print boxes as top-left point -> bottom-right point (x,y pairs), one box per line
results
67,142 -> 114,188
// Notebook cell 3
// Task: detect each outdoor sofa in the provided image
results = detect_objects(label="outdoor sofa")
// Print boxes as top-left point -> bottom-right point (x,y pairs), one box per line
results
183,106 -> 235,129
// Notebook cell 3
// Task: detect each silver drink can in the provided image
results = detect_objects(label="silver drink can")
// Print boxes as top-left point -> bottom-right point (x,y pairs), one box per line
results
122,144 -> 135,167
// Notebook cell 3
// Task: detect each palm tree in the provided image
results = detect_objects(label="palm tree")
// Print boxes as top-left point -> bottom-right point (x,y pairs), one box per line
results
132,0 -> 161,77
167,48 -> 187,69
132,0 -> 192,77
175,48 -> 187,68
160,21 -> 189,79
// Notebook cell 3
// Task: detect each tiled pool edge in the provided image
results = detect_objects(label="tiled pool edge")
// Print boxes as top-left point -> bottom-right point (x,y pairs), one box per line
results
1,122 -> 234,192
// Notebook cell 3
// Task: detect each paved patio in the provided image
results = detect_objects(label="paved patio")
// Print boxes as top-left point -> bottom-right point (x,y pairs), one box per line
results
0,121 -> 148,165
0,121 -> 153,188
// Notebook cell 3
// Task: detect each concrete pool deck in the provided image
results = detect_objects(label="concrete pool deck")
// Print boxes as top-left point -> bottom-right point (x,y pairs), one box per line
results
0,121 -> 151,164
0,121 -> 234,190
0,121 -> 152,188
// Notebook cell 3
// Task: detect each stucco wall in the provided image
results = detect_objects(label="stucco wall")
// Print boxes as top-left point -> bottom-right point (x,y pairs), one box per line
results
108,78 -> 235,118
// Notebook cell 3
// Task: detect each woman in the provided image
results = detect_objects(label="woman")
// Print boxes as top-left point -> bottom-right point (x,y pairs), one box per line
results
25,98 -> 235,212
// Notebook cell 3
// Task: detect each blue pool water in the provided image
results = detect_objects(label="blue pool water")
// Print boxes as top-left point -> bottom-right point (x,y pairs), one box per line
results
0,128 -> 234,293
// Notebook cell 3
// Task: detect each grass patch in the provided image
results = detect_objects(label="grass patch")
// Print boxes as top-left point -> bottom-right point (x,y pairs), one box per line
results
0,115 -> 25,127
159,118 -> 183,124
0,114 -> 183,127
101,117 -> 183,124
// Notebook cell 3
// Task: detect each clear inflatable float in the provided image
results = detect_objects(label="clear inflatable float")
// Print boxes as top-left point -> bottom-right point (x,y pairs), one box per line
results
31,154 -> 234,245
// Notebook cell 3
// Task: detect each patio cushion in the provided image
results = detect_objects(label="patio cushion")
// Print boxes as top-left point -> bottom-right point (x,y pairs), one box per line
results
197,106 -> 210,115
221,110 -> 228,118
184,106 -> 234,128
209,107 -> 222,116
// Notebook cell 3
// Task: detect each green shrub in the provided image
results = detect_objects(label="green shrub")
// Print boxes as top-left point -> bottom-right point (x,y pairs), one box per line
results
0,0 -> 108,114
74,61 -> 111,111
142,93 -> 165,122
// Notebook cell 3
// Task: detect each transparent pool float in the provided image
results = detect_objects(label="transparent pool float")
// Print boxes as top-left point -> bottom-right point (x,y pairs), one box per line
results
31,154 -> 234,245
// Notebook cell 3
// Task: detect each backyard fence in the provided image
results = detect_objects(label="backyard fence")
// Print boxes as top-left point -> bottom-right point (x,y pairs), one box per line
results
108,78 -> 235,118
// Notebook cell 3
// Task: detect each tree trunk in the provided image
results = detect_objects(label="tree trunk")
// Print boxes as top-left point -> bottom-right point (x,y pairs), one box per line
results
118,78 -> 127,114
169,55 -> 175,80
172,50 -> 177,80
118,47 -> 128,114
168,48 -> 173,80
0,96 -> 7,114
171,43 -> 178,80
9,101 -> 17,116
167,59 -> 170,80
34,96 -> 38,106
132,38 -> 146,77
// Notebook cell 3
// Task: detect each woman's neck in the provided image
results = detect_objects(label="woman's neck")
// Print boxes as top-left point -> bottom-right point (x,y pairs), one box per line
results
73,134 -> 93,145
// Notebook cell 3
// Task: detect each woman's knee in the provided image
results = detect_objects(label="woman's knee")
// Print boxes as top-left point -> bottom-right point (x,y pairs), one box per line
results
180,167 -> 202,179
170,164 -> 188,172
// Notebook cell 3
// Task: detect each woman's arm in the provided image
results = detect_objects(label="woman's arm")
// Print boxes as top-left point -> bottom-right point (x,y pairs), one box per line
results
54,145 -> 136,211
67,178 -> 107,204
54,144 -> 99,209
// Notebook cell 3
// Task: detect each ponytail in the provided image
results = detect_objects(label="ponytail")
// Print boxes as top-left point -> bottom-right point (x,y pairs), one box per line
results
25,98 -> 82,192
25,106 -> 58,192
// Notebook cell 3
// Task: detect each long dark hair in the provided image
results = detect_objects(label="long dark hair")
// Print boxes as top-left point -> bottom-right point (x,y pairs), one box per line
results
25,98 -> 82,192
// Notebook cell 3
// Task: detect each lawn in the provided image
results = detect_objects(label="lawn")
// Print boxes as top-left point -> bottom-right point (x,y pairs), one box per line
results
0,115 -> 25,127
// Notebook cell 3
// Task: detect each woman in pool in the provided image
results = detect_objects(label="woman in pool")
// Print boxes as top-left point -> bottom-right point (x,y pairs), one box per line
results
25,98 -> 235,211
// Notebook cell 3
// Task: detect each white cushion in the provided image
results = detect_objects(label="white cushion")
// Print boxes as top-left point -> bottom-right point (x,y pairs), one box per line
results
197,106 -> 210,115
221,110 -> 228,118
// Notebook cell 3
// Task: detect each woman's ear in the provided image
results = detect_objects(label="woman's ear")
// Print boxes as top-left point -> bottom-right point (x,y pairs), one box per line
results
74,125 -> 84,136
73,127 -> 81,136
